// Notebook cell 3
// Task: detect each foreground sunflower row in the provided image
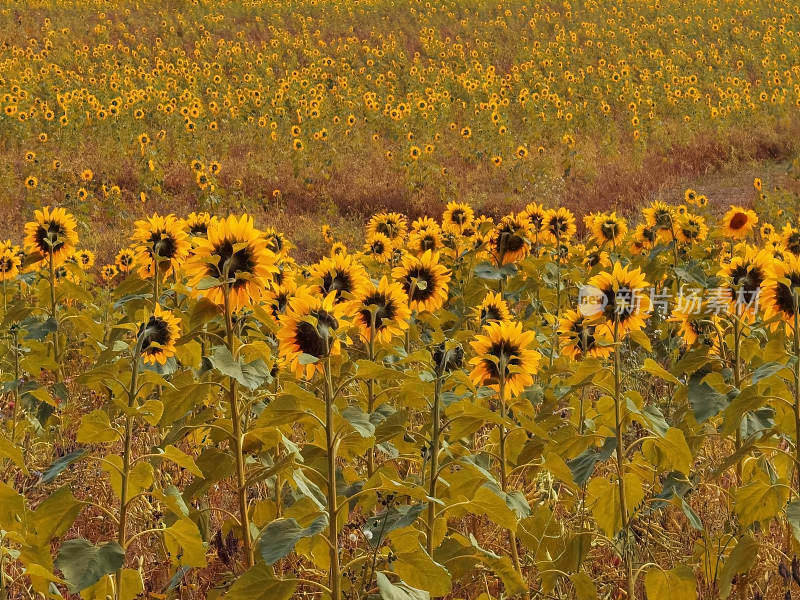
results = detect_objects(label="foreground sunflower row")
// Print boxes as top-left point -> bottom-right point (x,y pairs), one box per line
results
0,196 -> 799,599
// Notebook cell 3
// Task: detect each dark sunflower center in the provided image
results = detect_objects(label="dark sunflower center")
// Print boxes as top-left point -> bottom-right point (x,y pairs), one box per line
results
774,273 -> 800,315
496,227 -> 525,254
209,239 -> 256,288
729,212 -> 748,230
266,234 -> 283,253
321,269 -> 353,298
483,340 -> 522,378
140,316 -> 170,353
451,209 -> 467,225
654,210 -> 672,228
294,309 -> 338,357
729,264 -> 764,296
35,220 -> 66,254
571,320 -> 597,353
148,230 -> 177,259
603,285 -> 638,321
786,233 -> 800,255
549,218 -> 568,236
358,292 -> 396,330
1,256 -> 13,272
420,234 -> 437,251
190,223 -> 208,236
481,305 -> 503,322
601,220 -> 619,239
404,266 -> 436,302
376,221 -> 397,238
371,240 -> 385,254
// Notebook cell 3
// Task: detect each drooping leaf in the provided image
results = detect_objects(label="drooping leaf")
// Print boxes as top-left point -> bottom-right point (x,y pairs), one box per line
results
54,539 -> 124,593
256,515 -> 328,565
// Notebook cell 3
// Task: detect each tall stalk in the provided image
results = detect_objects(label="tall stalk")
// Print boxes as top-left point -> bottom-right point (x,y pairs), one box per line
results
366,312 -> 377,477
48,249 -> 61,381
612,320 -> 635,600
116,333 -> 144,600
792,292 -> 800,496
223,285 -> 253,567
498,363 -> 523,579
323,355 -> 342,600
426,374 -> 442,556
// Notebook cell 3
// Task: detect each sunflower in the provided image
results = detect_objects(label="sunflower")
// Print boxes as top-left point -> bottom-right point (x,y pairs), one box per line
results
558,309 -> 613,360
100,264 -> 118,283
588,212 -> 628,247
23,206 -> 79,266
668,302 -> 721,350
343,276 -> 411,343
584,262 -> 652,336
490,214 -> 531,264
309,253 -> 370,309
363,233 -> 393,263
642,201 -> 675,240
0,248 -> 21,281
716,247 -> 770,316
321,224 -> 334,244
441,202 -> 475,234
263,227 -> 292,257
115,248 -> 137,273
675,213 -> 709,244
74,249 -> 96,269
131,214 -> 190,278
138,305 -> 181,365
366,212 -> 408,246
761,253 -> 800,331
721,205 -> 758,240
277,287 -> 342,379
542,207 -> 577,244
522,202 -> 547,240
408,227 -> 444,255
629,224 -> 657,255
392,250 -> 451,313
474,291 -> 512,325
780,224 -> 800,256
185,212 -> 216,239
187,214 -> 277,311
469,320 -> 541,398
264,275 -> 298,323
330,242 -> 347,257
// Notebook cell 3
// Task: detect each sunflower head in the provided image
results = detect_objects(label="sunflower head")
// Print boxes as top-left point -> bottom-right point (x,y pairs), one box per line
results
583,262 -> 652,336
344,276 -> 411,343
74,249 -> 95,270
263,227 -> 292,257
642,201 -> 675,238
668,301 -> 720,349
366,212 -> 408,245
781,224 -> 800,256
23,206 -> 79,265
543,207 -> 577,244
762,253 -> 800,331
721,205 -> 758,240
391,250 -> 451,313
469,320 -> 541,398
408,226 -> 444,255
441,202 -> 475,234
363,233 -> 393,263
138,306 -> 181,365
115,247 -> 137,273
187,214 -> 278,311
675,213 -> 709,244
717,247 -> 769,316
131,214 -> 190,278
277,287 -> 343,379
558,309 -> 613,360
185,212 -> 217,239
310,253 -> 370,310
522,202 -> 547,234
588,212 -> 628,246
491,214 -> 532,264
475,291 -> 512,325
100,264 -> 118,283
0,248 -> 21,281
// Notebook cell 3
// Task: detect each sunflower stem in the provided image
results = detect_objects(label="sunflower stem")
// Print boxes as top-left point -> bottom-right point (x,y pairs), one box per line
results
367,311 -> 376,478
426,374 -> 442,556
223,285 -> 254,568
612,320 -> 635,600
48,249 -> 61,381
498,364 -> 523,581
323,355 -> 342,600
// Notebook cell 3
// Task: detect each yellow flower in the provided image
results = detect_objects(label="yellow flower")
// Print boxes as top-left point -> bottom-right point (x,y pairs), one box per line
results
24,206 -> 79,266
558,309 -> 613,360
469,320 -> 541,398
139,305 -> 181,366
391,250 -> 451,313
474,291 -> 512,325
131,214 -> 190,278
343,276 -> 411,344
584,262 -> 652,337
721,205 -> 758,240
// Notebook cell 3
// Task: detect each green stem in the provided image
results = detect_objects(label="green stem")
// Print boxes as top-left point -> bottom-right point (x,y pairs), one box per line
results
426,375 -> 442,556
224,286 -> 253,568
324,356 -> 342,600
48,250 -> 60,381
612,321 -> 635,600
498,366 -> 523,580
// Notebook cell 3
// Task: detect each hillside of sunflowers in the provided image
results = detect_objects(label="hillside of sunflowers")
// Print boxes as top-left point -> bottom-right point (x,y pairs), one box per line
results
3,1 -> 800,600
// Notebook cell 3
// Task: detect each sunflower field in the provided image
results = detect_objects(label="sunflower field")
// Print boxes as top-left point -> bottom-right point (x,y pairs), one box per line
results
0,194 -> 799,600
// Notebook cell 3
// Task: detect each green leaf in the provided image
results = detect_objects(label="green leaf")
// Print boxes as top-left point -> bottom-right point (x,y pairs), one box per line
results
76,409 -> 119,444
0,433 -> 28,474
376,572 -> 430,600
642,428 -> 693,474
734,473 -> 789,527
643,358 -> 681,385
159,445 -> 203,477
719,535 -> 758,599
688,369 -> 729,423
224,565 -> 296,600
31,486 -> 82,543
256,515 -> 328,565
163,518 -> 207,567
54,539 -> 124,593
644,565 -> 696,600
393,544 -> 452,597
341,405 -> 376,438
209,346 -> 270,390
363,503 -> 425,547
41,448 -> 87,484
570,572 -> 598,600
